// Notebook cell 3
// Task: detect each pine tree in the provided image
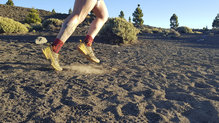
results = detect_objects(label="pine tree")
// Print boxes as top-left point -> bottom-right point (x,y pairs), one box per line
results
52,9 -> 56,14
170,13 -> 179,29
69,8 -> 73,14
25,8 -> 41,24
129,17 -> 131,23
132,4 -> 144,27
212,13 -> 219,28
6,0 -> 14,6
119,11 -> 125,19
203,26 -> 209,31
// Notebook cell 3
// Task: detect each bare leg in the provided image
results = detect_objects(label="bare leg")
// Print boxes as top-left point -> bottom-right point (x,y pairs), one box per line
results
56,0 -> 97,43
87,0 -> 109,39
43,0 -> 103,71
77,0 -> 108,63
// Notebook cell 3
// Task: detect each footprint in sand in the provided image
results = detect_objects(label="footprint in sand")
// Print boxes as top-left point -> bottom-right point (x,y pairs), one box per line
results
121,102 -> 140,116
145,112 -> 163,122
194,82 -> 212,88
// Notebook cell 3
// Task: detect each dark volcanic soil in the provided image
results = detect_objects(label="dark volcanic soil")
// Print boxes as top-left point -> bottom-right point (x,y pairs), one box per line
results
0,33 -> 219,122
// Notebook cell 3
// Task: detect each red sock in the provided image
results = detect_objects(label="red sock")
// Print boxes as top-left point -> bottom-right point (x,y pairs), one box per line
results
84,35 -> 93,46
52,38 -> 64,53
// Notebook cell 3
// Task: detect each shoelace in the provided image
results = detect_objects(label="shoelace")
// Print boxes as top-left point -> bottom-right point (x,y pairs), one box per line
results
87,47 -> 95,56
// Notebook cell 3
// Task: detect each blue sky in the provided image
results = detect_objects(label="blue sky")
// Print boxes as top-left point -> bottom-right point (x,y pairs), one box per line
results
1,0 -> 219,29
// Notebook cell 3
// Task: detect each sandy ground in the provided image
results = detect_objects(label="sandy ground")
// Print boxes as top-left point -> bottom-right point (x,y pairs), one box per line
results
0,33 -> 219,122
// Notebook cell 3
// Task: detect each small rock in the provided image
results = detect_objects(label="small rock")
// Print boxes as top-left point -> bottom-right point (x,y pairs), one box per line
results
35,36 -> 47,44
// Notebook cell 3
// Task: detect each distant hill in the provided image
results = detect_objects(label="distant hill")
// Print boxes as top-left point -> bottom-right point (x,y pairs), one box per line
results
0,4 -> 92,35
0,4 -> 68,22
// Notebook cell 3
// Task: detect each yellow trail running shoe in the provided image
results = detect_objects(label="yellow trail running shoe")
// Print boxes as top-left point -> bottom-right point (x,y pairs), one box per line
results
77,42 -> 100,63
42,46 -> 63,71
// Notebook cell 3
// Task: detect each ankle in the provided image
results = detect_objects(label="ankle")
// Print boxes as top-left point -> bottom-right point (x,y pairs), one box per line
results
84,35 -> 93,46
52,38 -> 64,53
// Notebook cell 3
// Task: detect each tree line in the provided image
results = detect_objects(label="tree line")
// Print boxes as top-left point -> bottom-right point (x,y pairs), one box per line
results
5,0 -> 219,29
119,4 -> 219,29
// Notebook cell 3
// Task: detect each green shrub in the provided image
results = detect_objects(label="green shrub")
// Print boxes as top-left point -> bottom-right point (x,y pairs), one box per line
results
0,16 -> 28,34
31,22 -> 43,31
177,26 -> 193,34
24,23 -> 31,30
25,8 -> 41,24
32,30 -> 36,33
141,27 -> 153,34
151,28 -> 163,33
194,31 -> 203,34
140,26 -> 164,34
24,23 -> 42,31
163,29 -> 171,34
162,29 -> 180,37
42,18 -> 63,30
100,17 -> 140,44
164,29 -> 181,37
42,18 -> 63,27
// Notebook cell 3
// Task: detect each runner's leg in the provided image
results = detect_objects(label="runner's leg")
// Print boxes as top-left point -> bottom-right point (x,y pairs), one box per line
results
77,0 -> 108,63
56,0 -> 97,43
87,0 -> 109,39
42,0 -> 98,71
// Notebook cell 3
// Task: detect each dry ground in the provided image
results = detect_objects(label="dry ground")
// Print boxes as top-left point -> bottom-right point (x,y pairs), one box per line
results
0,33 -> 218,122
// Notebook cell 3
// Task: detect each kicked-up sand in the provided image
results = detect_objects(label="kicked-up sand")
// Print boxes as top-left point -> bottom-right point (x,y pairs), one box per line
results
0,33 -> 218,122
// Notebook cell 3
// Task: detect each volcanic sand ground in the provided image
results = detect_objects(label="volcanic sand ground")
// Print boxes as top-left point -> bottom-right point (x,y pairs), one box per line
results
0,33 -> 219,122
